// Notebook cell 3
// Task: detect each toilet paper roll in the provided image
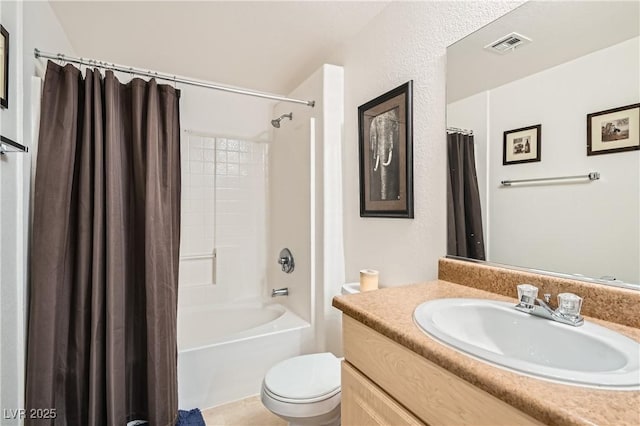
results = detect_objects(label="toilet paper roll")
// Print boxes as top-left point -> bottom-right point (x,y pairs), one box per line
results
360,269 -> 379,292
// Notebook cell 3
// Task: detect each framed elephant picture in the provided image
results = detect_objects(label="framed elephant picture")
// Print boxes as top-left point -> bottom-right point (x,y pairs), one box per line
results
358,81 -> 414,218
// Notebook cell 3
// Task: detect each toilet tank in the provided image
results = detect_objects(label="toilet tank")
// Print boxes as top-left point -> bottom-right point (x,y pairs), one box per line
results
341,283 -> 361,295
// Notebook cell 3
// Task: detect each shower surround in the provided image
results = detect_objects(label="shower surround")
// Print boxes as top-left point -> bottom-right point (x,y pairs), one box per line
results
178,132 -> 268,305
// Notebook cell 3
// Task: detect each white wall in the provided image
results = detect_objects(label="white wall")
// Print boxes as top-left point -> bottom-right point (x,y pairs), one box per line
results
318,65 -> 345,355
268,68 -> 328,324
0,0 -> 75,420
334,1 -> 524,286
268,100 -> 313,322
179,85 -> 273,143
268,64 -> 345,354
450,37 -> 640,284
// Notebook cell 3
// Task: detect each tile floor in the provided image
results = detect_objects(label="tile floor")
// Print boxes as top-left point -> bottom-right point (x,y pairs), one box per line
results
201,395 -> 286,426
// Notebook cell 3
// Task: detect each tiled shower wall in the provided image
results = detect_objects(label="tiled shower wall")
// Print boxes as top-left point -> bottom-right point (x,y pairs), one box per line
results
179,132 -> 268,306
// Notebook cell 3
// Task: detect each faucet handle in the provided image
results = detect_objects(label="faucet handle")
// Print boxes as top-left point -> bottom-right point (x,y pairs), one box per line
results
277,248 -> 295,274
517,284 -> 539,308
557,293 -> 583,319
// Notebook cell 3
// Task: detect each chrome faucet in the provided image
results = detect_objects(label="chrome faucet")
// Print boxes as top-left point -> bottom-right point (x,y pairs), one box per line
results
277,248 -> 295,273
515,284 -> 584,327
271,287 -> 289,297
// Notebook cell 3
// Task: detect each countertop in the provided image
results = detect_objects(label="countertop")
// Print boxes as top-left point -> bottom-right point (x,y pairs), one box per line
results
332,280 -> 640,426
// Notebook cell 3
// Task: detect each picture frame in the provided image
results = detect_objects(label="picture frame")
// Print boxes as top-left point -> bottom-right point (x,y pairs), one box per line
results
358,81 -> 413,218
0,24 -> 8,109
503,124 -> 541,165
587,103 -> 640,156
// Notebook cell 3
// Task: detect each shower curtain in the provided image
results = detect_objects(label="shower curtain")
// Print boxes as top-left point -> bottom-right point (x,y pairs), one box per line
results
26,61 -> 181,426
447,131 -> 485,260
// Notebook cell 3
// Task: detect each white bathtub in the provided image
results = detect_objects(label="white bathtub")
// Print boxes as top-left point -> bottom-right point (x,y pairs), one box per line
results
177,303 -> 310,410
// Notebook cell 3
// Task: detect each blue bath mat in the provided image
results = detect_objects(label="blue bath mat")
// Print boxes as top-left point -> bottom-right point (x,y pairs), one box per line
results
175,408 -> 205,426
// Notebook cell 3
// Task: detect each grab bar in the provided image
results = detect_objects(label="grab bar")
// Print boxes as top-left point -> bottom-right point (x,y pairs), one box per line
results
180,250 -> 217,284
501,172 -> 600,187
181,253 -> 215,261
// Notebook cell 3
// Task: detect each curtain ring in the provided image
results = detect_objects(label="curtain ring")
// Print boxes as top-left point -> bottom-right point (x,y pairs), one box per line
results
173,75 -> 177,89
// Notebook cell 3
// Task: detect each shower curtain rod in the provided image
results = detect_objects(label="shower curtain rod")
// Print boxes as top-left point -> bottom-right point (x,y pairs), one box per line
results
34,49 -> 315,107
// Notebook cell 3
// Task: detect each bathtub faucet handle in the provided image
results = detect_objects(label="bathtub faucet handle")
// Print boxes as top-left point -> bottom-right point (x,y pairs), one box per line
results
277,248 -> 295,274
271,288 -> 289,297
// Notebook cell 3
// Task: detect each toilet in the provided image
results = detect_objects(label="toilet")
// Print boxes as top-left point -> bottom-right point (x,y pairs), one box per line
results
260,283 -> 360,426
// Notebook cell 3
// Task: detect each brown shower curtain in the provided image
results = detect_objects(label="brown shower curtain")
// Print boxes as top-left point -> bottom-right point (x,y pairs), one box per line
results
447,132 -> 485,260
26,61 -> 181,426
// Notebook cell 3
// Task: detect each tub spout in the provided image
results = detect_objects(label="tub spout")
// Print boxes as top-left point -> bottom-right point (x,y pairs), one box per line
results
271,288 -> 289,297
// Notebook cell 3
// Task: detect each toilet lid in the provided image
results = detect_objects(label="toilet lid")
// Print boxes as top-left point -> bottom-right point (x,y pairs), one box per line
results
264,353 -> 341,401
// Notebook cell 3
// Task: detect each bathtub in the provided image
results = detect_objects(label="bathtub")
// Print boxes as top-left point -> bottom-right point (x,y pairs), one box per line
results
177,303 -> 310,410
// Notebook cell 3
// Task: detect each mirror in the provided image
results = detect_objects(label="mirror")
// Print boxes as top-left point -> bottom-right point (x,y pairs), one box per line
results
446,1 -> 640,288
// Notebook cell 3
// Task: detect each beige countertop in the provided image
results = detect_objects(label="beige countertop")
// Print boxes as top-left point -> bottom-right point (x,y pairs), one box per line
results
332,280 -> 640,426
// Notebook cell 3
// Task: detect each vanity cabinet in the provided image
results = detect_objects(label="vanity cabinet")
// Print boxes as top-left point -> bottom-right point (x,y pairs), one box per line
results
342,362 -> 424,425
341,315 -> 543,426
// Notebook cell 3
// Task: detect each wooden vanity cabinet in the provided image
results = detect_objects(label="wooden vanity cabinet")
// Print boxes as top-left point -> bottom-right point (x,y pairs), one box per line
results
341,315 -> 544,426
342,361 -> 424,425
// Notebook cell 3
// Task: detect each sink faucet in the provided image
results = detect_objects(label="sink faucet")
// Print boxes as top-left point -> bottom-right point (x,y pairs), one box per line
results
515,284 -> 584,327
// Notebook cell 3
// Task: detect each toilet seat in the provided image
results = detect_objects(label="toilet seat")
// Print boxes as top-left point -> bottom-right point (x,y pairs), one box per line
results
263,352 -> 341,404
263,383 -> 340,404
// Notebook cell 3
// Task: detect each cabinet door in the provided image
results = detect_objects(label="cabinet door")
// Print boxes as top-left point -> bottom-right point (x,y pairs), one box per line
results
343,316 -> 545,426
342,361 -> 425,426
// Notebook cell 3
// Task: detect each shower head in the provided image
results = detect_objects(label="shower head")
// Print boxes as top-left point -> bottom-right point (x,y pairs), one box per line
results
271,113 -> 293,128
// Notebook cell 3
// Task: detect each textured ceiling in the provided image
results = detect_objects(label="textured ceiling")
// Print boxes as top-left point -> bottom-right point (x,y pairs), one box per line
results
49,0 -> 392,94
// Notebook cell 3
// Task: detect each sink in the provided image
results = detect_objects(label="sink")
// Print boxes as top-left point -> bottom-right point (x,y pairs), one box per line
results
413,298 -> 640,390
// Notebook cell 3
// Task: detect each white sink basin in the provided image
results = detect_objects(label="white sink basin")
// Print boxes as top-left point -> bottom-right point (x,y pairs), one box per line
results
413,298 -> 640,390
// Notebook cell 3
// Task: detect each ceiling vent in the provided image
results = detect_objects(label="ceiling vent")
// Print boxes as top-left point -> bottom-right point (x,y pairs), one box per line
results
484,32 -> 532,54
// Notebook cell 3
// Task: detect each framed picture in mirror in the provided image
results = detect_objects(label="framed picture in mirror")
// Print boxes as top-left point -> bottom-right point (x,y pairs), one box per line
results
0,24 -> 7,109
587,103 -> 640,156
358,81 -> 413,218
503,124 -> 541,165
